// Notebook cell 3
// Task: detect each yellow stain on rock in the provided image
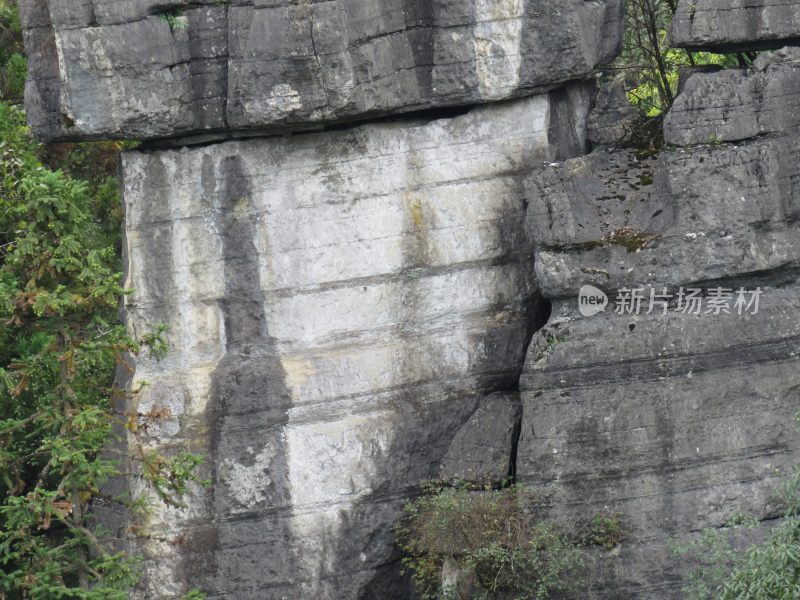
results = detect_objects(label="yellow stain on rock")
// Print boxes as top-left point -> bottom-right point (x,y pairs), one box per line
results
233,195 -> 250,216
405,192 -> 425,231
283,358 -> 318,398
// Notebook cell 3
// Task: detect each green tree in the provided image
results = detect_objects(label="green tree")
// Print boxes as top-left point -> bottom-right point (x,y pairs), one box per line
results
612,0 -> 749,117
0,0 -> 26,101
0,4 -> 206,593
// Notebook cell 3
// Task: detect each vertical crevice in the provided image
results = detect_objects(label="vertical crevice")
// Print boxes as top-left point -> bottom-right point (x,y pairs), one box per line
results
403,0 -> 436,98
507,398 -> 522,484
506,293 -> 552,484
307,3 -> 331,110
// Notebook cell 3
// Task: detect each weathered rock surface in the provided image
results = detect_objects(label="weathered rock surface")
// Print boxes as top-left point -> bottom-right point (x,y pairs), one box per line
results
527,135 -> 800,299
519,293 -> 800,598
664,50 -> 800,145
438,392 -> 521,486
18,0 -> 623,141
520,125 -> 800,596
20,0 -> 800,596
670,0 -> 800,51
119,94 -> 582,599
522,12 -> 800,585
587,78 -> 640,146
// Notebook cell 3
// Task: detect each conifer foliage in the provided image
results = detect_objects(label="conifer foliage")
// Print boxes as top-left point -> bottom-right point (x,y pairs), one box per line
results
0,3 -> 204,596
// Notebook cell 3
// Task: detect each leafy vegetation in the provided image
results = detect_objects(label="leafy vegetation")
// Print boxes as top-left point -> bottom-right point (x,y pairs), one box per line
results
0,0 -> 25,101
582,511 -> 626,551
674,418 -> 800,599
0,2 -> 206,596
394,483 -> 585,600
611,0 -> 754,117
157,10 -> 188,31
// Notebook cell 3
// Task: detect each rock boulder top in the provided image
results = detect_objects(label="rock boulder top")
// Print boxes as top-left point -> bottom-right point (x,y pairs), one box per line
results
670,0 -> 800,52
18,0 -> 624,142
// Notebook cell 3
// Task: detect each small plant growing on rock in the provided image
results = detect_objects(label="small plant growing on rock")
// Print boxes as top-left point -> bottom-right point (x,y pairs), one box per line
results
394,482 -> 583,600
582,511 -> 626,550
602,227 -> 661,252
158,10 -> 187,31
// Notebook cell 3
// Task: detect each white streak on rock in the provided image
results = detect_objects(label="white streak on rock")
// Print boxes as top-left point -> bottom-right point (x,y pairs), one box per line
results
220,443 -> 277,511
474,0 -> 525,99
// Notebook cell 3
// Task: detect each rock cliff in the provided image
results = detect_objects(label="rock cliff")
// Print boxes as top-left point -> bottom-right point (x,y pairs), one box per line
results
19,0 -> 623,141
119,93 -> 583,598
17,0 -> 800,597
517,18 -> 800,599
519,135 -> 800,595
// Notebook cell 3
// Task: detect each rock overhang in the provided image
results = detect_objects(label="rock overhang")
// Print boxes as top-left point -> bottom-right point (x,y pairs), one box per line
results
18,0 -> 624,142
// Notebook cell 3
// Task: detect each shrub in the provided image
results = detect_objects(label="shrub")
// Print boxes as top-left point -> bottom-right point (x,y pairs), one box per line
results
674,419 -> 800,599
610,0 -> 753,118
0,0 -> 25,101
2,52 -> 25,99
395,483 -> 583,600
583,511 -> 626,550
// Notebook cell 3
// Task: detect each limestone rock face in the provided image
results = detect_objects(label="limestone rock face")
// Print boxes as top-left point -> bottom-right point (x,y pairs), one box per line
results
527,137 -> 800,299
19,0 -> 800,596
438,392 -> 522,486
519,294 -> 800,598
587,78 -> 640,146
670,0 -> 800,51
18,0 -> 623,141
120,94 -> 584,599
519,11 -> 800,587
664,50 -> 800,145
519,118 -> 800,595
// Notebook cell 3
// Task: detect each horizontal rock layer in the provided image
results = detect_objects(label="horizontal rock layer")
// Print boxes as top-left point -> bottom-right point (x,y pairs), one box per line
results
664,50 -> 800,145
670,0 -> 800,51
519,292 -> 800,598
527,135 -> 800,299
119,94 -> 584,599
520,118 -> 800,595
18,0 -> 623,141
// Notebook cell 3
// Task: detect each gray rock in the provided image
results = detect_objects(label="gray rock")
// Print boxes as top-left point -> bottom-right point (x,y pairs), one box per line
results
664,54 -> 800,145
116,94 -> 584,599
441,556 -> 482,598
587,78 -> 640,146
526,136 -> 800,299
439,392 -> 521,486
18,0 -> 624,142
518,291 -> 800,597
521,89 -> 800,595
752,44 -> 800,71
670,0 -> 800,52
33,1 -> 800,598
